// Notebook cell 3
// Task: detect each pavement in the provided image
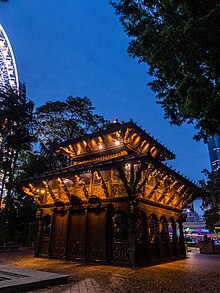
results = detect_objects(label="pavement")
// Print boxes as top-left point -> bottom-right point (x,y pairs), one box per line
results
0,248 -> 220,293
0,264 -> 68,293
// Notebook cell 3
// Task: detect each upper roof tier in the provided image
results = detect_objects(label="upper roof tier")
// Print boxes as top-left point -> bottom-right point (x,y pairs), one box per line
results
52,120 -> 175,164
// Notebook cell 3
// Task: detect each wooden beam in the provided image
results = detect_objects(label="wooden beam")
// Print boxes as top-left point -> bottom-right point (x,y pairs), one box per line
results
130,163 -> 134,190
145,181 -> 160,199
133,162 -> 145,193
116,166 -> 132,196
23,184 -> 41,205
95,171 -> 109,198
42,180 -> 57,204
75,175 -> 89,199
136,168 -> 157,194
57,177 -> 71,203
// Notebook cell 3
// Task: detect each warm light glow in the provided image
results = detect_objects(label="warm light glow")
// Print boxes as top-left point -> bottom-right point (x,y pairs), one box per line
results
115,140 -> 120,146
98,144 -> 103,149
125,163 -> 131,170
41,189 -> 45,194
36,189 -> 39,192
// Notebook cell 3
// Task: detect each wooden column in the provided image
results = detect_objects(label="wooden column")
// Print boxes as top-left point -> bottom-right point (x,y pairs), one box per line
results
126,198 -> 136,266
128,210 -> 136,266
178,221 -> 186,258
171,221 -> 179,258
35,209 -> 43,257
155,220 -> 162,261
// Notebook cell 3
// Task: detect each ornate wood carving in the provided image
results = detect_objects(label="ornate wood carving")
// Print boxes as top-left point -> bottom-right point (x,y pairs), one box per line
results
42,180 -> 57,204
57,177 -> 71,203
132,162 -> 145,193
95,171 -> 109,198
116,167 -> 132,196
22,184 -> 41,205
75,175 -> 89,199
136,168 -> 157,194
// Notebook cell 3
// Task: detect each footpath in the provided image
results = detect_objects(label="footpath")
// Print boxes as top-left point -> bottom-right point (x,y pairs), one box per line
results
0,249 -> 220,293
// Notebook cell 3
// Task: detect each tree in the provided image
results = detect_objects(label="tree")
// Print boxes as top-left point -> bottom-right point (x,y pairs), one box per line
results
34,96 -> 107,145
111,0 -> 220,140
0,85 -> 35,205
201,170 -> 220,232
0,85 -> 36,244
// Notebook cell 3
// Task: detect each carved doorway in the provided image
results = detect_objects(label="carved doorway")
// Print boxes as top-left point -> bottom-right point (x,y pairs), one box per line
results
67,210 -> 86,260
111,211 -> 130,266
87,209 -> 107,262
50,211 -> 68,259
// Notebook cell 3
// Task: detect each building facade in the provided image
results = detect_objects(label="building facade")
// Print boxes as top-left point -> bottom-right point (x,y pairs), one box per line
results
208,135 -> 220,171
11,120 -> 205,266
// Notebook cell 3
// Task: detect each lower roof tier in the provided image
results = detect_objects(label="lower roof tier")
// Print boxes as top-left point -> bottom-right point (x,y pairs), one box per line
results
10,153 -> 206,212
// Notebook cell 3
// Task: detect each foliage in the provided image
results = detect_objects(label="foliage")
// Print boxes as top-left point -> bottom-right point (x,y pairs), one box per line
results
201,170 -> 220,232
1,93 -> 107,244
111,0 -> 220,141
0,191 -> 37,245
0,85 -> 36,245
0,85 -> 35,202
34,96 -> 107,145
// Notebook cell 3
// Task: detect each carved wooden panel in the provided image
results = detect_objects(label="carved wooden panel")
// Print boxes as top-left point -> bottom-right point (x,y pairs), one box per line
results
67,212 -> 86,260
50,211 -> 68,259
135,215 -> 148,266
112,242 -> 130,266
87,209 -> 107,262
39,237 -> 50,255
92,185 -> 105,198
111,212 -> 130,266
112,183 -> 127,197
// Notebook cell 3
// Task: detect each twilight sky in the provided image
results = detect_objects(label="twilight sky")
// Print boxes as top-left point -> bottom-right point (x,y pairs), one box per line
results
0,0 -> 210,186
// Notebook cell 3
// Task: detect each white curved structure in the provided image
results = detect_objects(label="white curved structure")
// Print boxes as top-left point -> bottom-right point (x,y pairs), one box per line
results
0,24 -> 19,92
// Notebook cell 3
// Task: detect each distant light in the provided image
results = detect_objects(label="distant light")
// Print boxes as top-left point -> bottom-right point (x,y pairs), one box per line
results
115,140 -> 120,146
98,144 -> 103,149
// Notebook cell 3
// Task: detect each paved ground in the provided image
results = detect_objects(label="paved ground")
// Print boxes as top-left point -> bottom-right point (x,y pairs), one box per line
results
0,249 -> 220,293
0,264 -> 68,293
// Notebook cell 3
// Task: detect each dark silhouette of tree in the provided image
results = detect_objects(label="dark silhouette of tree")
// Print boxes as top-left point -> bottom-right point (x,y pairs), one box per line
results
1,94 -> 107,244
201,170 -> 220,232
111,0 -> 220,141
0,85 -> 36,244
34,96 -> 107,145
0,85 -> 35,204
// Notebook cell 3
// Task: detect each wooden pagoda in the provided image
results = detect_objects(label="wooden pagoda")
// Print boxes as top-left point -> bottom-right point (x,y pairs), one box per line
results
11,120 -> 205,266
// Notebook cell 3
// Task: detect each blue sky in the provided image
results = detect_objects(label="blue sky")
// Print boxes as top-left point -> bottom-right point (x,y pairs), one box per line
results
0,0 -> 210,191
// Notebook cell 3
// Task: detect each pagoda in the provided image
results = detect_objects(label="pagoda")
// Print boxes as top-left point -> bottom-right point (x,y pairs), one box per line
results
11,120 -> 205,266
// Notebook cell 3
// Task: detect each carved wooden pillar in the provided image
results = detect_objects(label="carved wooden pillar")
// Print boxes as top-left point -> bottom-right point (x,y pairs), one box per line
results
146,218 -> 152,264
155,220 -> 161,261
89,172 -> 93,196
171,221 -> 179,258
108,170 -> 113,196
178,221 -> 186,258
35,208 -> 43,256
128,211 -> 136,266
163,221 -> 171,259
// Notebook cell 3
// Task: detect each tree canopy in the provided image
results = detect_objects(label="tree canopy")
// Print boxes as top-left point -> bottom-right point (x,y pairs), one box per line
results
34,96 -> 107,145
111,0 -> 220,140
0,85 -> 35,203
201,170 -> 220,232
0,86 -> 36,245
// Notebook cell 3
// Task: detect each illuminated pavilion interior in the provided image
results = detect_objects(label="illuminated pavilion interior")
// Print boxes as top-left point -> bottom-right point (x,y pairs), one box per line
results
11,120 -> 206,266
